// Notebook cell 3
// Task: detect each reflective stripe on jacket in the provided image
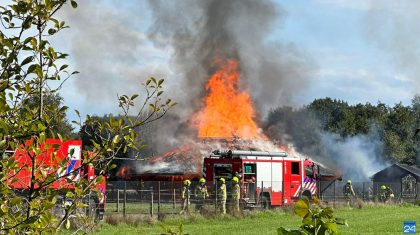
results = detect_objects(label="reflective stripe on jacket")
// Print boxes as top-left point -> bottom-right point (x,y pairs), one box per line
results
232,183 -> 240,200
182,186 -> 190,199
219,184 -> 227,200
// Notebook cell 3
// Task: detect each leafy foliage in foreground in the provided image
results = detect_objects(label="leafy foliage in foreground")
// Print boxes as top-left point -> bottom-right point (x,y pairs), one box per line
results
278,197 -> 347,235
0,0 -> 175,234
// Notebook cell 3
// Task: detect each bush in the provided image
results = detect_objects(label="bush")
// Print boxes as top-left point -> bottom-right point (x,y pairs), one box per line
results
278,197 -> 347,235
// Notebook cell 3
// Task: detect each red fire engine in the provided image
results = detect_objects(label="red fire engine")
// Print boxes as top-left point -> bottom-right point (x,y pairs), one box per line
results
203,149 -> 318,207
4,138 -> 106,219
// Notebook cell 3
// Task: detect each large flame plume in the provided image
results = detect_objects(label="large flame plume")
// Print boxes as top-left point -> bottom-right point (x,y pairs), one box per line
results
196,59 -> 265,139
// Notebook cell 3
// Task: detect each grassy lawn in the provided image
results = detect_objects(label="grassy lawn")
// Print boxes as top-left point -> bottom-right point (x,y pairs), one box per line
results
66,204 -> 419,235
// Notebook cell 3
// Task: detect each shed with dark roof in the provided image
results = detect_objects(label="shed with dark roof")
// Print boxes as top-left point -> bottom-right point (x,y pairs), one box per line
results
370,164 -> 419,199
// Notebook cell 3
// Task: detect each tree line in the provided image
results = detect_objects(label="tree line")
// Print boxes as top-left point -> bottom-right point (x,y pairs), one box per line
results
264,96 -> 420,165
75,96 -> 420,170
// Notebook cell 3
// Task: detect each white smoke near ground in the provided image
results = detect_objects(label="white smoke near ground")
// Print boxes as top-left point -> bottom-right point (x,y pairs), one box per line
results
134,162 -> 186,174
320,132 -> 389,182
247,139 -> 282,152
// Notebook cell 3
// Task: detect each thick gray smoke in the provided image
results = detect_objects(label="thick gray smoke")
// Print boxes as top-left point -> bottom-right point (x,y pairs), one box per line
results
56,1 -> 314,154
147,0 -> 315,116
264,108 -> 390,181
56,1 -> 174,115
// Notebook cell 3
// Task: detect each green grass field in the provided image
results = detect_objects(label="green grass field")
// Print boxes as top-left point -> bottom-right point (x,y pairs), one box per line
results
61,205 -> 420,235
68,204 -> 420,235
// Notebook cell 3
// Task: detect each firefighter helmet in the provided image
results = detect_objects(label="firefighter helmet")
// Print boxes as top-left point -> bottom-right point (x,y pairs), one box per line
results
380,185 -> 386,190
219,178 -> 225,183
184,179 -> 191,186
232,176 -> 239,183
199,178 -> 206,183
347,180 -> 352,184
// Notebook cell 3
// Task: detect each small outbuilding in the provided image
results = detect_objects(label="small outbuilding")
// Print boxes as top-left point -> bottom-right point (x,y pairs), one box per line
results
370,163 -> 420,199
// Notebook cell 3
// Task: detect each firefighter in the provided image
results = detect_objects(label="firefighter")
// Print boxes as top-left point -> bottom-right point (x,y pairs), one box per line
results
380,185 -> 394,203
343,180 -> 355,206
180,179 -> 191,214
234,170 -> 242,180
231,176 -> 240,214
218,178 -> 227,214
194,178 -> 209,214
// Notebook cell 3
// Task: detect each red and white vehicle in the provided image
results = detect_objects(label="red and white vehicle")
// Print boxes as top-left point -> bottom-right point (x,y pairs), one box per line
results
4,139 -> 106,219
203,149 -> 318,207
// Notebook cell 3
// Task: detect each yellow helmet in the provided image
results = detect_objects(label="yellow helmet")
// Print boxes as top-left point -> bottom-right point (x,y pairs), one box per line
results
199,178 -> 206,183
347,180 -> 352,184
219,178 -> 225,183
183,180 -> 191,186
380,185 -> 386,190
232,176 -> 239,183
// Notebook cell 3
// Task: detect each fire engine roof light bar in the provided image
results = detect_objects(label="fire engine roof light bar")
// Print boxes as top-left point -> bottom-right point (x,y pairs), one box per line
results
211,149 -> 288,158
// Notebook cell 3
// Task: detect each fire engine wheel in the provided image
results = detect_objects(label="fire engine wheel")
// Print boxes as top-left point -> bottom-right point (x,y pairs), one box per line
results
300,190 -> 312,202
86,196 -> 100,220
261,196 -> 271,209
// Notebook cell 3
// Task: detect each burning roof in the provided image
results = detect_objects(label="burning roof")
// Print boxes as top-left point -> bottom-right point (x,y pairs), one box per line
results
115,53 -> 338,181
194,59 -> 266,140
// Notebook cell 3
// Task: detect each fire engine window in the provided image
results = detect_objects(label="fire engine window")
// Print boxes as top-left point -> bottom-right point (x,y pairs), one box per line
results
214,164 -> 232,180
291,162 -> 299,175
244,163 -> 255,174
305,166 -> 314,178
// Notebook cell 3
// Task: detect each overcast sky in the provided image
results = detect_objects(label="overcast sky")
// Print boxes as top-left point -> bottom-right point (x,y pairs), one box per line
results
52,0 -> 420,122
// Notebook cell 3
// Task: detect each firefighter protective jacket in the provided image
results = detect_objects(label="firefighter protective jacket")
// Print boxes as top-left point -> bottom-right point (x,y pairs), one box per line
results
232,183 -> 240,200
343,183 -> 355,196
218,183 -> 227,200
182,185 -> 190,200
194,185 -> 209,199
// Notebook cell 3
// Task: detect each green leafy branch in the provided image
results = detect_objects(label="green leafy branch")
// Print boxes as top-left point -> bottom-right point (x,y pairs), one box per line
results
278,197 -> 348,235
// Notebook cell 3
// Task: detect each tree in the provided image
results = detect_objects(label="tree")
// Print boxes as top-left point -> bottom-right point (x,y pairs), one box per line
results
0,1 -> 176,233
265,97 -> 420,165
23,89 -> 75,138
383,103 -> 416,163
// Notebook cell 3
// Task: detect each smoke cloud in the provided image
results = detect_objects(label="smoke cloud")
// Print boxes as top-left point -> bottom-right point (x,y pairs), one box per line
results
147,0 -> 315,117
319,132 -> 388,182
54,1 -> 315,153
264,108 -> 390,181
56,1 -> 174,115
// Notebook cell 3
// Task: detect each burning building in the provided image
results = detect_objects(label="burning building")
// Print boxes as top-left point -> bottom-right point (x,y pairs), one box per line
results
115,0 -> 339,184
116,55 -> 336,184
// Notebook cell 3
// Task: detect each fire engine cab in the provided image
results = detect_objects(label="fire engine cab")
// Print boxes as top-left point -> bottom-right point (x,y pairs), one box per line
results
3,139 -> 106,219
203,149 -> 318,207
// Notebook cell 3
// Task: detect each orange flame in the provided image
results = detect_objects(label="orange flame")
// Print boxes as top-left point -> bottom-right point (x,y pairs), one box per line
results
116,165 -> 131,179
196,59 -> 265,139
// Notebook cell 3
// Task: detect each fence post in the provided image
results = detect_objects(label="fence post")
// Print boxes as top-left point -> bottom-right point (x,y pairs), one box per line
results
333,180 -> 336,207
318,180 -> 321,200
116,189 -> 120,212
123,181 -> 127,217
261,181 -> 264,207
362,182 -> 365,201
215,181 -> 218,213
158,181 -> 161,214
173,187 -> 176,209
150,189 -> 154,217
